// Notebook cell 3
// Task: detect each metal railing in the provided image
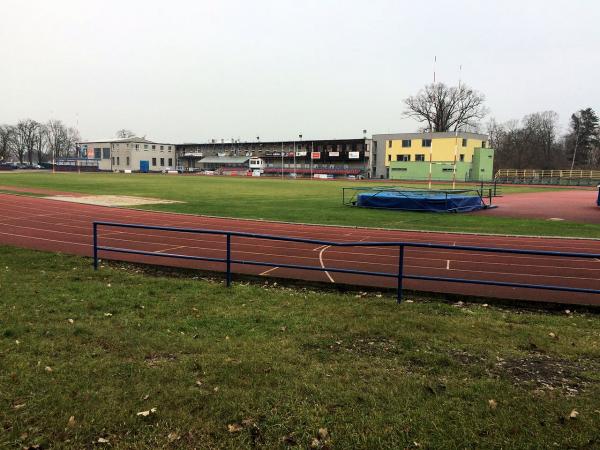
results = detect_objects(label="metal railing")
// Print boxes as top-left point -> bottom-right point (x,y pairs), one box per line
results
92,221 -> 600,303
495,169 -> 600,185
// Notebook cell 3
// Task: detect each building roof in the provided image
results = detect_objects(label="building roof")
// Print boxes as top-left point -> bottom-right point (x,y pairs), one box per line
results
199,156 -> 250,164
372,131 -> 488,140
78,137 -> 174,145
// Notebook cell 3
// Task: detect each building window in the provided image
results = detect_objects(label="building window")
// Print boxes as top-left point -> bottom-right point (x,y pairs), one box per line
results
442,168 -> 454,172
135,144 -> 139,149
152,145 -> 155,150
402,139 -> 411,148
126,156 -> 130,166
168,146 -> 171,150
397,154 -> 410,161
111,157 -> 115,164
144,144 -> 148,149
160,145 -> 164,150
387,154 -> 392,162
459,154 -> 465,162
116,157 -> 120,165
462,138 -> 467,147
160,158 -> 165,166
422,139 -> 432,147
94,148 -> 101,159
152,158 -> 157,166
415,154 -> 425,162
102,148 -> 110,159
168,158 -> 173,166
388,140 -> 392,148
482,141 -> 487,148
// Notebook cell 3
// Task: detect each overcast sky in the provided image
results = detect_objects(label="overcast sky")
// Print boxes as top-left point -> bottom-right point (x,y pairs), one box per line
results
1,0 -> 598,143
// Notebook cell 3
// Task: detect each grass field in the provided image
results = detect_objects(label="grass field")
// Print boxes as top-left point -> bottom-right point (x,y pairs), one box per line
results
1,172 -> 599,238
2,245 -> 600,449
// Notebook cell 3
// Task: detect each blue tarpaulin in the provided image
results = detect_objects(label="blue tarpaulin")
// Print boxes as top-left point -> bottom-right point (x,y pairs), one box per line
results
357,191 -> 484,212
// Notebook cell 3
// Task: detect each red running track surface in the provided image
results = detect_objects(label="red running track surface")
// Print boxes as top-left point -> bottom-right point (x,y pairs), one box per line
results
0,193 -> 599,305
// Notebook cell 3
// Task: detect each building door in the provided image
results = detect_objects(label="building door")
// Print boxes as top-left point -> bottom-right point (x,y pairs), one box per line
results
140,160 -> 149,173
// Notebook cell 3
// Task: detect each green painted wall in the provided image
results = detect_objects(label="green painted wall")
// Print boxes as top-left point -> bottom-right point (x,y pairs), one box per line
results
389,148 -> 495,181
389,161 -> 471,181
471,148 -> 494,181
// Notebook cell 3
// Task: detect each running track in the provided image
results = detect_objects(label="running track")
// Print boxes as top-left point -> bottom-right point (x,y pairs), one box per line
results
1,193 -> 599,306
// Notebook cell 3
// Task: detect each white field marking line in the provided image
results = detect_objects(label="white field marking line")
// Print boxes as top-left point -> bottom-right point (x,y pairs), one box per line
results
156,245 -> 188,253
1,220 -> 598,280
0,225 -> 595,284
0,230 -> 90,247
3,200 -> 600,256
320,247 -> 600,269
2,200 -> 599,253
1,218 -> 599,277
2,193 -> 600,243
259,266 -> 279,276
319,245 -> 335,283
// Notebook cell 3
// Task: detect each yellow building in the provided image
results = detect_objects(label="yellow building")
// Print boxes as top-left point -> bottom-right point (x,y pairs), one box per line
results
371,132 -> 489,179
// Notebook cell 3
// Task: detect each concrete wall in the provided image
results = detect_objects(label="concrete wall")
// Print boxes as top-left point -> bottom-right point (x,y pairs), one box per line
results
83,141 -> 175,172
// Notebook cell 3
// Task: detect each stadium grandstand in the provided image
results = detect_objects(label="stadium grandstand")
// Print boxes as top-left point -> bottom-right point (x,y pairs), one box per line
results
176,137 -> 371,178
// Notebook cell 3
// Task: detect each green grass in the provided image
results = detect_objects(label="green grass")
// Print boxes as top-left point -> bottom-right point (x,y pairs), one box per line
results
2,245 -> 600,449
1,172 -> 599,238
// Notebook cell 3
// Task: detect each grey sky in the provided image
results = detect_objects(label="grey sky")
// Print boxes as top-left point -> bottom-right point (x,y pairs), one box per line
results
1,0 -> 598,143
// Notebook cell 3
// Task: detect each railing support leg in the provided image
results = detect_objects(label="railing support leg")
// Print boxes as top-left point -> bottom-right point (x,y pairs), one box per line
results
93,222 -> 98,270
226,234 -> 232,287
397,245 -> 404,303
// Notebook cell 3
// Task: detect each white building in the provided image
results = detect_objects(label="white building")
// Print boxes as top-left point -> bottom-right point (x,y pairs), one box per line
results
78,137 -> 176,172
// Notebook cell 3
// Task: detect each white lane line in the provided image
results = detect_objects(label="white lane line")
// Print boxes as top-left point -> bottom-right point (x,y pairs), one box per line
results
319,245 -> 335,283
446,260 -> 450,270
259,266 -> 279,276
157,245 -> 187,253
313,244 -> 328,252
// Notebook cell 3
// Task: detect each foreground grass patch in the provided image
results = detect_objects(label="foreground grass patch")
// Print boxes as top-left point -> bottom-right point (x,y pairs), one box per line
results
1,246 -> 600,449
1,172 -> 599,238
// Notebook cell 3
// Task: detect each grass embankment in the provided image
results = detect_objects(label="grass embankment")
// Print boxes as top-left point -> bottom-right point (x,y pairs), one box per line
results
0,172 -> 599,238
2,246 -> 600,449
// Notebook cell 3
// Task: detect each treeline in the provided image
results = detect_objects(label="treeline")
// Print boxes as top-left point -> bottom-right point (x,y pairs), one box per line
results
488,108 -> 599,170
0,119 -> 80,164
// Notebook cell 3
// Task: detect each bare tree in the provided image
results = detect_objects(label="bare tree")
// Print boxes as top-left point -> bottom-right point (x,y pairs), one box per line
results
0,125 -> 16,161
46,119 -> 80,160
487,111 -> 564,170
115,129 -> 135,138
403,83 -> 488,132
34,124 -> 48,164
14,119 -> 40,164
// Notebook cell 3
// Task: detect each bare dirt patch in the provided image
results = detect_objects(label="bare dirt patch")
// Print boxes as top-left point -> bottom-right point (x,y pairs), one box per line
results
45,195 -> 183,207
494,352 -> 597,395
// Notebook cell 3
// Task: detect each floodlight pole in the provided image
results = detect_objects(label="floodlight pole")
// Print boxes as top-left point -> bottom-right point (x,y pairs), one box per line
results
298,134 -> 302,178
452,130 -> 458,189
310,141 -> 314,179
281,142 -> 284,180
428,129 -> 433,190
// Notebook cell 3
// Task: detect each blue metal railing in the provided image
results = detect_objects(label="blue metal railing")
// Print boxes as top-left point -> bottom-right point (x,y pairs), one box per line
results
92,221 -> 600,303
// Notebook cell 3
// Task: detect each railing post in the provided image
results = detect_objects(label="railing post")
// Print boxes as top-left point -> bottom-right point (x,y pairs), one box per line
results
397,244 -> 404,303
93,222 -> 98,270
226,233 -> 232,287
